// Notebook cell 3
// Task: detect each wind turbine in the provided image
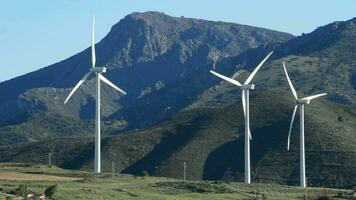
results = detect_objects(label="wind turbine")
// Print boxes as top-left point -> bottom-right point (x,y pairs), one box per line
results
283,61 -> 327,188
210,51 -> 273,184
64,17 -> 127,173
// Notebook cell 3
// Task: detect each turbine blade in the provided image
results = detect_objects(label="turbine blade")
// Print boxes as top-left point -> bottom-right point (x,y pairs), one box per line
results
64,72 -> 92,104
210,70 -> 242,86
99,74 -> 127,95
241,91 -> 252,140
302,93 -> 327,101
249,128 -> 252,140
287,105 -> 298,151
283,61 -> 298,100
244,51 -> 273,84
242,90 -> 246,117
91,16 -> 96,68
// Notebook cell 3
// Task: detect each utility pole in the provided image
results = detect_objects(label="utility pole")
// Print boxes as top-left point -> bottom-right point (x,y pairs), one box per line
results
112,161 -> 115,177
48,153 -> 52,167
155,166 -> 158,176
259,179 -> 263,199
183,161 -> 186,181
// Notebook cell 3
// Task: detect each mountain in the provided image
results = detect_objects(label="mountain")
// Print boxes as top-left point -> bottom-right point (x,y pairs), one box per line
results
1,89 -> 355,188
0,11 -> 293,134
187,17 -> 356,109
106,17 -> 356,133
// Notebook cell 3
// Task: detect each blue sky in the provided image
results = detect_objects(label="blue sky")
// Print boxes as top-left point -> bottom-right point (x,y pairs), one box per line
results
0,0 -> 355,81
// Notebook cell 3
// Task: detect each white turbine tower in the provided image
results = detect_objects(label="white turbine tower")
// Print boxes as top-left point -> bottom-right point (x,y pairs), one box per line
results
64,17 -> 127,173
283,61 -> 327,188
210,51 -> 273,184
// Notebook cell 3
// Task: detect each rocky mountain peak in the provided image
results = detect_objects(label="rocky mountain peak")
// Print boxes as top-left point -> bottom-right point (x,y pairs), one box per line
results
0,11 -> 293,127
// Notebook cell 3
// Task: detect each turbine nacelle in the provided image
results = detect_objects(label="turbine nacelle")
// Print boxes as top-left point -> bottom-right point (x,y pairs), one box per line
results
91,67 -> 107,74
296,99 -> 309,105
241,84 -> 255,90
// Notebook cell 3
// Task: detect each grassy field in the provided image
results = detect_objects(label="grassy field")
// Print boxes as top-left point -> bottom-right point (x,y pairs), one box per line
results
0,163 -> 354,200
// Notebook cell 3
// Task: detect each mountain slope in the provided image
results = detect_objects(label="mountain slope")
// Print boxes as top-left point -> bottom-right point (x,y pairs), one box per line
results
188,17 -> 356,109
107,17 -> 356,132
0,111 -> 92,146
1,90 -> 355,188
0,11 -> 293,129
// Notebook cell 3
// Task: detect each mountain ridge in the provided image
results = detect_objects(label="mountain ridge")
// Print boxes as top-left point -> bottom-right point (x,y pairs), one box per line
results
0,11 -> 293,128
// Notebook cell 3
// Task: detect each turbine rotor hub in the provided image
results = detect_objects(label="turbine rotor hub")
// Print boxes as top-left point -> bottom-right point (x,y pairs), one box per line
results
241,84 -> 255,90
296,99 -> 309,105
91,67 -> 107,74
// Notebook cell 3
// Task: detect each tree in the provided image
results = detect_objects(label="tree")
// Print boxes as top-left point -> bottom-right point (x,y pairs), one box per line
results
140,170 -> 150,177
14,184 -> 28,196
316,196 -> 330,200
221,168 -> 234,182
44,184 -> 58,199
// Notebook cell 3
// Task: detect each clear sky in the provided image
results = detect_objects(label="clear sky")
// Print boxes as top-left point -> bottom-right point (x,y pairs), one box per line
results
0,0 -> 355,81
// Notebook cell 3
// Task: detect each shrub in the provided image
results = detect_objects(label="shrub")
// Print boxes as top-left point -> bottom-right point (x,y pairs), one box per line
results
141,170 -> 150,177
338,116 -> 343,122
14,184 -> 28,196
316,196 -> 330,200
262,193 -> 268,200
79,174 -> 95,183
44,184 -> 58,199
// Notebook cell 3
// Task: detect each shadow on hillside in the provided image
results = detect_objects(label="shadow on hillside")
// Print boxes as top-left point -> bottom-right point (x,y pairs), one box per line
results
123,115 -> 208,175
202,119 -> 289,181
61,142 -> 95,169
202,137 -> 245,180
79,97 -> 96,119
108,55 -> 221,130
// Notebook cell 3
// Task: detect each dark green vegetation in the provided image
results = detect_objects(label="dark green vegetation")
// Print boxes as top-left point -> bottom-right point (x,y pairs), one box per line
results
1,90 -> 355,188
0,163 -> 355,200
0,111 -> 125,146
0,112 -> 92,146
44,184 -> 58,199
0,12 -> 356,190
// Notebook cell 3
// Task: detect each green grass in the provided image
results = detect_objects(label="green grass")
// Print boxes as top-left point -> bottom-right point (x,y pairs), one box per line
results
0,163 -> 354,200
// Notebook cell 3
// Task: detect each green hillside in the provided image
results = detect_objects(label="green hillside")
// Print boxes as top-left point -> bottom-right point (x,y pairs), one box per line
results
0,112 -> 93,146
0,110 -> 128,146
1,90 -> 355,188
